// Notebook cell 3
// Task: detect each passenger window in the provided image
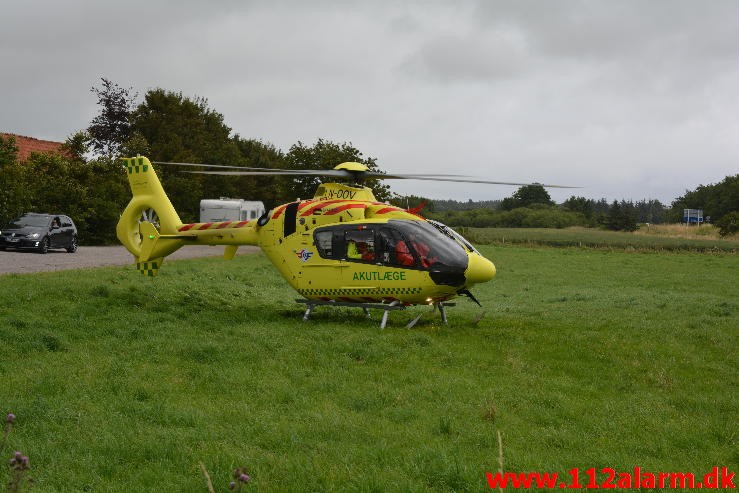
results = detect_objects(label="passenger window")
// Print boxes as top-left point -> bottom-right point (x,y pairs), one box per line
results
314,230 -> 334,258
344,229 -> 376,262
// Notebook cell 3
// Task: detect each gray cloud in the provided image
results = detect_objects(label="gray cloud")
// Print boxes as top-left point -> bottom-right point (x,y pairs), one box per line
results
399,27 -> 529,82
1,1 -> 737,203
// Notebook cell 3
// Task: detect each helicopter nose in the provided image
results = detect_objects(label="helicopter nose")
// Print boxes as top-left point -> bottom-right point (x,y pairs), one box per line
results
464,253 -> 496,286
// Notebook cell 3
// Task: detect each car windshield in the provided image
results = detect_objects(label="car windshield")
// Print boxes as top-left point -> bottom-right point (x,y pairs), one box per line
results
6,215 -> 50,228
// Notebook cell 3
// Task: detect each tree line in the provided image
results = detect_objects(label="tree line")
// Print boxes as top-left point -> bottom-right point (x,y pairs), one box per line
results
1,78 -> 736,243
421,183 -> 737,236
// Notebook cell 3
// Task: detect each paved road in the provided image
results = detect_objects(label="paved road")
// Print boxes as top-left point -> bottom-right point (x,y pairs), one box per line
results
0,245 -> 260,275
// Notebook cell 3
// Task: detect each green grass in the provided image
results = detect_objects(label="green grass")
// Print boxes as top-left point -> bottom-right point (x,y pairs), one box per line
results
460,226 -> 739,252
0,246 -> 737,491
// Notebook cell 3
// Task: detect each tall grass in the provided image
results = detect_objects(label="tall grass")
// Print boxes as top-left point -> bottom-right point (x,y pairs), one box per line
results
0,247 -> 737,491
633,223 -> 724,239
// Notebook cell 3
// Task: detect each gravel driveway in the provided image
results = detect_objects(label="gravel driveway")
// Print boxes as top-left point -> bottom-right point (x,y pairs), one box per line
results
0,245 -> 260,275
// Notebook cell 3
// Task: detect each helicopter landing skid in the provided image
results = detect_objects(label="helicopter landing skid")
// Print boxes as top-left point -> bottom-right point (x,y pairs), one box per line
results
405,302 -> 456,329
295,299 -> 455,329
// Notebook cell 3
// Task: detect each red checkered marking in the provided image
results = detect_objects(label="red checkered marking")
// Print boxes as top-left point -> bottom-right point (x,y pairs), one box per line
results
178,221 -> 250,232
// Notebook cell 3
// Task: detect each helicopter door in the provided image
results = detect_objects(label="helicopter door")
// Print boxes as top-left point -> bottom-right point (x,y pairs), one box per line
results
283,202 -> 299,237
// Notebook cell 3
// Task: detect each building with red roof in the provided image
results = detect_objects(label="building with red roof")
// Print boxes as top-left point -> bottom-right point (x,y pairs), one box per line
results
1,133 -> 71,162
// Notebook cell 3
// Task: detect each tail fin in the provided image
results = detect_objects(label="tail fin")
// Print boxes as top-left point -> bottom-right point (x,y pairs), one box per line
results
117,156 -> 184,273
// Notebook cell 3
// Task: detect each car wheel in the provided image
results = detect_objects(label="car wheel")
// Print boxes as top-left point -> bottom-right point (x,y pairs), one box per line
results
38,237 -> 50,254
66,235 -> 78,253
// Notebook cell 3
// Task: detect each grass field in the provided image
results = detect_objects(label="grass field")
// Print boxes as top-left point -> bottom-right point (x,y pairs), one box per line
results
0,245 -> 737,491
461,226 -> 739,252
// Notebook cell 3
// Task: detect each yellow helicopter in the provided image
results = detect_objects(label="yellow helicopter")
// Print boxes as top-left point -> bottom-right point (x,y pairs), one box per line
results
117,156 -> 571,327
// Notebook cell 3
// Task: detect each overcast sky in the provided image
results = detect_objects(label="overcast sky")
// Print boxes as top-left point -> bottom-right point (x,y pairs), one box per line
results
2,0 -> 737,203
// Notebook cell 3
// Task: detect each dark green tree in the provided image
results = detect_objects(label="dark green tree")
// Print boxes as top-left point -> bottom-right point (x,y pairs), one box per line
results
563,196 -> 595,221
131,89 -> 239,164
0,134 -> 18,166
715,211 -> 739,237
605,201 -> 621,230
285,139 -> 391,203
130,89 -> 243,221
0,135 -> 27,224
501,184 -> 554,210
605,200 -> 638,231
233,137 -> 288,209
670,175 -> 738,223
635,199 -> 666,224
87,78 -> 137,158
62,131 -> 90,162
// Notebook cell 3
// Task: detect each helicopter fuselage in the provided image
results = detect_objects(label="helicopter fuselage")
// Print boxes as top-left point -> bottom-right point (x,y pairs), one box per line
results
116,157 -> 495,305
173,185 -> 495,305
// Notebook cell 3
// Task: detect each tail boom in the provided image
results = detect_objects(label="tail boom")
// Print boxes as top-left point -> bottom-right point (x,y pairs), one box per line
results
117,156 -> 259,273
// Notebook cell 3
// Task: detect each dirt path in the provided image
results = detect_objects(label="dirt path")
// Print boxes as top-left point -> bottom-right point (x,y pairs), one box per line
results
0,245 -> 260,275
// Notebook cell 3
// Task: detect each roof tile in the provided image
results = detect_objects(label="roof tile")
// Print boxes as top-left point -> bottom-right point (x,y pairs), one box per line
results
1,133 -> 71,161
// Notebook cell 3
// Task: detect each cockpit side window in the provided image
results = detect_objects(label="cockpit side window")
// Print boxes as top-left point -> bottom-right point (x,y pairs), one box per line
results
379,227 -> 417,267
314,226 -> 377,262
314,230 -> 334,258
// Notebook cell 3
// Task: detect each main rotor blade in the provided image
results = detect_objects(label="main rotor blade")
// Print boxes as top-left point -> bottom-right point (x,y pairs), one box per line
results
161,161 -> 577,187
180,170 -> 348,177
371,174 -> 579,188
180,169 -> 577,187
156,161 -> 394,176
354,170 -> 578,188
153,161 -> 279,171
158,161 -> 475,178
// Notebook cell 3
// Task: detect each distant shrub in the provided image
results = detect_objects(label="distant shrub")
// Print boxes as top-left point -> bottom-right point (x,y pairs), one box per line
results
427,206 -> 587,229
716,211 -> 739,237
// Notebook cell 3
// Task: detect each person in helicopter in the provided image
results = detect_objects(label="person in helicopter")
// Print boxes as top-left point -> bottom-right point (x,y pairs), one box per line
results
347,239 -> 361,259
347,239 -> 375,261
394,239 -> 415,266
408,233 -> 436,268
356,241 -> 375,261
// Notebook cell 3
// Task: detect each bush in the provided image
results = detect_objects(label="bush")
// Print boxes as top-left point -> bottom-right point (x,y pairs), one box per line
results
716,211 -> 739,237
426,206 -> 587,229
0,153 -> 128,245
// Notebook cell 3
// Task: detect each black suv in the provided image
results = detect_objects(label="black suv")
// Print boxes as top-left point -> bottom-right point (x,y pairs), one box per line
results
0,213 -> 78,253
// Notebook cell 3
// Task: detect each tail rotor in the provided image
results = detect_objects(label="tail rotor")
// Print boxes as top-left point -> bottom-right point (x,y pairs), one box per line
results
117,157 -> 185,272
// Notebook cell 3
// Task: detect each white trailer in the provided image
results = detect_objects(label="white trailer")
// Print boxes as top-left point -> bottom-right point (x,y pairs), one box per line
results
199,198 -> 266,223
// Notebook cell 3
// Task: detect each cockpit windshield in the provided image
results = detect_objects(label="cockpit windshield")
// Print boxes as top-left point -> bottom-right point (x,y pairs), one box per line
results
388,220 -> 468,271
427,219 -> 479,254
